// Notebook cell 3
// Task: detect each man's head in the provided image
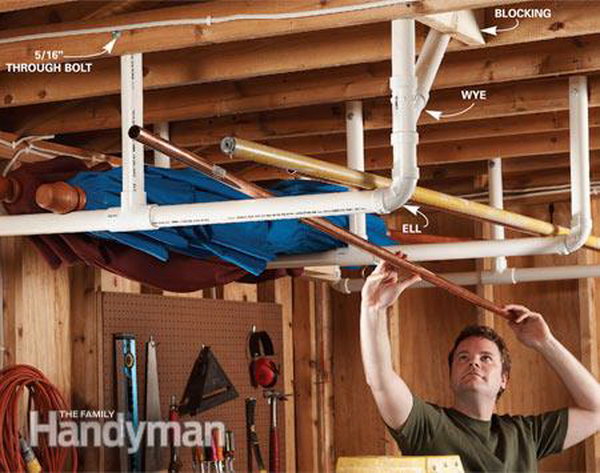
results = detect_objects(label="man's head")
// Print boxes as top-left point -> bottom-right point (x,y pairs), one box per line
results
448,325 -> 511,401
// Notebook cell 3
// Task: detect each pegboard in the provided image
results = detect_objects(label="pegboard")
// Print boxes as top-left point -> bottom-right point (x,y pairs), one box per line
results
100,292 -> 285,472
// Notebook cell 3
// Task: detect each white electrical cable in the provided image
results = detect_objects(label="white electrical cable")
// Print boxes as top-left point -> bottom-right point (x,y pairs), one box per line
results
0,0 -> 419,46
1,135 -> 56,176
459,181 -> 600,202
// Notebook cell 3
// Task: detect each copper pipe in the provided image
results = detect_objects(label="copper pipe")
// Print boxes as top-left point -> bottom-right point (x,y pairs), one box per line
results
220,137 -> 600,252
129,126 -> 510,319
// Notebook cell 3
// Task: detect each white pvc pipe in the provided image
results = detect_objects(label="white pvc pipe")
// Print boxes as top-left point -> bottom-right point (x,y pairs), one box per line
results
488,158 -> 508,272
0,191 -> 382,236
346,101 -> 368,239
120,54 -> 147,210
331,264 -> 600,293
376,18 -> 419,213
153,122 -> 171,168
267,237 -> 575,269
149,191 -> 380,227
564,75 -> 593,253
414,29 -> 451,117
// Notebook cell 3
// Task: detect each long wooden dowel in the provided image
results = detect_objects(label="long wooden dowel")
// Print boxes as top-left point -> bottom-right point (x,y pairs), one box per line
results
129,126 -> 510,319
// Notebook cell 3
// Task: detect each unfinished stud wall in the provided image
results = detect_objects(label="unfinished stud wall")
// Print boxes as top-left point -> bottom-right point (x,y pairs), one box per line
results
324,197 -> 600,473
2,197 -> 600,473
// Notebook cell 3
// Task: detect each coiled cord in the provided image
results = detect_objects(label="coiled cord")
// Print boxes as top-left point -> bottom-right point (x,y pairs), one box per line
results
0,365 -> 77,472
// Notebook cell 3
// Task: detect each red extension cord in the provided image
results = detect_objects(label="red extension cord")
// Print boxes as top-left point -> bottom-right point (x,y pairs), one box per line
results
0,365 -> 77,472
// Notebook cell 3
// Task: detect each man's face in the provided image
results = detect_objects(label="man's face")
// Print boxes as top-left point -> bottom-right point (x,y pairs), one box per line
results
450,336 -> 507,400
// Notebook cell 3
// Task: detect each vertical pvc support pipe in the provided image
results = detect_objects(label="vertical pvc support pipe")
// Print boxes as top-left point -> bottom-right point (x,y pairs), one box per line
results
564,76 -> 593,253
153,122 -> 171,168
488,158 -> 508,272
414,29 -> 451,117
346,101 -> 368,239
120,54 -> 147,211
376,19 -> 419,213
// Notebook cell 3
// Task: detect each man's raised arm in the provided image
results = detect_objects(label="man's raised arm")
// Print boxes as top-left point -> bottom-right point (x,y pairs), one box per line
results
506,304 -> 600,450
360,262 -> 421,430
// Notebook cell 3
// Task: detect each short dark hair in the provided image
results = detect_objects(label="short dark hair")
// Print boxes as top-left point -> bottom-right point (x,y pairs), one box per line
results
447,325 -> 511,398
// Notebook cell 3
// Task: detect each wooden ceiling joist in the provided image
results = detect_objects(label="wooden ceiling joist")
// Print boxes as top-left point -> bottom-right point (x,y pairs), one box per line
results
312,129 -> 600,168
0,0 -> 77,14
1,3 -> 599,109
0,0 -> 536,71
10,69 -> 593,139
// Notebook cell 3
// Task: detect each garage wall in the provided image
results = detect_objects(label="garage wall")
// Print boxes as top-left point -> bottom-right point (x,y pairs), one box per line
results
329,197 -> 600,473
1,196 -> 599,473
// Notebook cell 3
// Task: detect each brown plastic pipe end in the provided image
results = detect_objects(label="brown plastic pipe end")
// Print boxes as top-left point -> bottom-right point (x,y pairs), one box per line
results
0,177 -> 20,203
36,182 -> 87,214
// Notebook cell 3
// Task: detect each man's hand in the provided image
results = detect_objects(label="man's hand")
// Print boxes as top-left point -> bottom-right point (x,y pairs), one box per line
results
361,260 -> 421,312
505,304 -> 553,350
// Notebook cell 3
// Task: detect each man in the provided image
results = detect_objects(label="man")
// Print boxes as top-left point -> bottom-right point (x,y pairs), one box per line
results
360,261 -> 600,472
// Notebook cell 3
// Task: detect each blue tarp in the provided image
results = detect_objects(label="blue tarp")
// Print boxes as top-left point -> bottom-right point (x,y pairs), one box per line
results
67,166 -> 395,275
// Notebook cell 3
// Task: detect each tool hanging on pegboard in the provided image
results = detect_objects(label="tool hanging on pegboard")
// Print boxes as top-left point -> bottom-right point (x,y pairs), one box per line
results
114,333 -> 141,473
179,346 -> 239,416
144,336 -> 162,472
168,396 -> 183,473
225,430 -> 236,473
248,329 -> 279,389
264,391 -> 289,473
246,398 -> 267,473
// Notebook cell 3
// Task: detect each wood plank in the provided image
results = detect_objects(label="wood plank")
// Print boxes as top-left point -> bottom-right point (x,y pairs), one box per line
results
222,282 -> 258,302
292,278 -> 319,473
0,237 -> 23,369
0,0 -> 77,13
315,282 -> 335,473
5,10 -> 600,110
276,277 -> 297,473
14,66 -> 586,137
70,264 -> 103,471
100,270 -> 141,293
312,128 -> 600,168
0,0 -> 534,71
80,102 -> 600,157
16,239 -> 72,396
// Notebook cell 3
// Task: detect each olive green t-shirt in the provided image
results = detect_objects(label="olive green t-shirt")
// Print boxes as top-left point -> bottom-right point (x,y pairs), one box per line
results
388,397 -> 569,473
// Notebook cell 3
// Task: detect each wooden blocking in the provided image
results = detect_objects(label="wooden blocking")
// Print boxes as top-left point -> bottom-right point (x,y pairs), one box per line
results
223,281 -> 258,302
100,270 -> 141,293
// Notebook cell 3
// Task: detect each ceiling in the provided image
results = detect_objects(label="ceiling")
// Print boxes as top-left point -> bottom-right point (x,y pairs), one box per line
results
0,0 -> 596,206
